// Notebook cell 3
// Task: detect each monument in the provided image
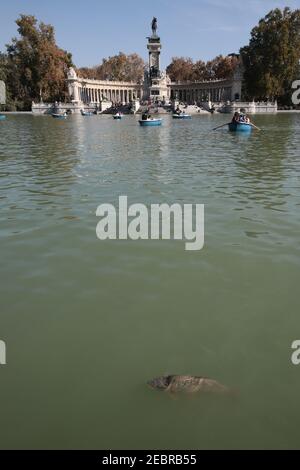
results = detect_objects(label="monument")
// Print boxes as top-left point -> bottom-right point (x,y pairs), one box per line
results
67,67 -> 79,102
33,17 -> 247,114
144,17 -> 170,102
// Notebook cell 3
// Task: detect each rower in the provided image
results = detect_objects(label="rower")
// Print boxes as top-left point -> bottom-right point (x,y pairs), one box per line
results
232,112 -> 240,123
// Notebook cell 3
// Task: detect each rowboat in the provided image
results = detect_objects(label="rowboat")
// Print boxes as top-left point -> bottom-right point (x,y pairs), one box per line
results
0,114 -> 6,121
139,117 -> 162,126
228,122 -> 252,132
52,113 -> 67,119
172,113 -> 191,119
81,110 -> 93,116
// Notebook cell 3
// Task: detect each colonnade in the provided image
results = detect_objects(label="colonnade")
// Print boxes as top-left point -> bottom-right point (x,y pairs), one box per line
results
68,78 -> 142,104
170,86 -> 234,104
78,86 -> 141,103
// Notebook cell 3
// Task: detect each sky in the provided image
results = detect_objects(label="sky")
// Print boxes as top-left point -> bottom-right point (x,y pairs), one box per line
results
0,0 -> 299,68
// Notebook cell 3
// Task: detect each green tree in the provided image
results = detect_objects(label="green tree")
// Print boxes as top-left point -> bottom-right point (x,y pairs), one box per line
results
241,7 -> 300,102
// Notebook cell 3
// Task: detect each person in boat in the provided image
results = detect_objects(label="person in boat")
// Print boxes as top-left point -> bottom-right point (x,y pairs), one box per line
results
142,112 -> 151,120
232,112 -> 240,123
239,113 -> 250,124
238,108 -> 250,124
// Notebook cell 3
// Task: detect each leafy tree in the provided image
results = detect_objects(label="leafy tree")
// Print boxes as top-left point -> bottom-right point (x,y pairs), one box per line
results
205,55 -> 239,80
4,15 -> 73,110
193,60 -> 206,81
78,52 -> 145,83
166,55 -> 238,82
77,66 -> 97,79
166,57 -> 195,82
241,7 -> 300,102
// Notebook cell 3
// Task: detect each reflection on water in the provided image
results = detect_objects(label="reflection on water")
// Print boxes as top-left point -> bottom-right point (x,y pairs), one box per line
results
0,113 -> 300,449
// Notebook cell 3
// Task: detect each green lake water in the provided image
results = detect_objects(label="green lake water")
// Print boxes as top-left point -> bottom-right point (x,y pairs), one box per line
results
0,113 -> 299,449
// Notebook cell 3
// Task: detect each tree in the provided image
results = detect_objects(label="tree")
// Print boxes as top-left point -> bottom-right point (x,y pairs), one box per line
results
211,55 -> 239,80
166,55 -> 238,82
240,7 -> 300,102
4,15 -> 73,110
78,52 -> 145,83
193,60 -> 206,81
166,57 -> 195,82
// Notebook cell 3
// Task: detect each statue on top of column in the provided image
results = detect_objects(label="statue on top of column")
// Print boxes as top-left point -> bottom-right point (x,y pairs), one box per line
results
151,17 -> 157,35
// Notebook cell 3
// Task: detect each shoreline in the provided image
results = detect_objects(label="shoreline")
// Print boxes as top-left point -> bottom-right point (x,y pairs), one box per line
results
1,109 -> 300,115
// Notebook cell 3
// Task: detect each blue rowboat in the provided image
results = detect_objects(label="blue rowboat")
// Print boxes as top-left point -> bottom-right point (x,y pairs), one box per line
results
0,114 -> 6,121
173,113 -> 191,119
139,118 -> 162,126
81,110 -> 93,116
52,113 -> 67,119
228,122 -> 252,132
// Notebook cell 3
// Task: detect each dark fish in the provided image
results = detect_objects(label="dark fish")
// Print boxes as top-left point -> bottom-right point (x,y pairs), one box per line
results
147,375 -> 230,394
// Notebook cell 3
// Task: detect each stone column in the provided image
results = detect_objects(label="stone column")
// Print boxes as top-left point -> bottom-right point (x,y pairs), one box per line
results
73,82 -> 79,102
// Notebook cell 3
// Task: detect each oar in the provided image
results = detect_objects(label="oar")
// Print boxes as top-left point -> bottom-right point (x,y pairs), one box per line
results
249,122 -> 261,131
210,122 -> 231,131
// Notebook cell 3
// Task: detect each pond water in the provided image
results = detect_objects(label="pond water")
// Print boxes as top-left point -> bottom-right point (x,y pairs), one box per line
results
0,112 -> 299,449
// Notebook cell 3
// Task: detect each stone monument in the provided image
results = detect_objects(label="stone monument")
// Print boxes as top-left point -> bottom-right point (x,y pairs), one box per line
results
144,17 -> 170,102
67,67 -> 79,103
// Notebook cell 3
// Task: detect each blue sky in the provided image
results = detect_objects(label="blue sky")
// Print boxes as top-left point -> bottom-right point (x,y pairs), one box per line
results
0,0 -> 299,68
